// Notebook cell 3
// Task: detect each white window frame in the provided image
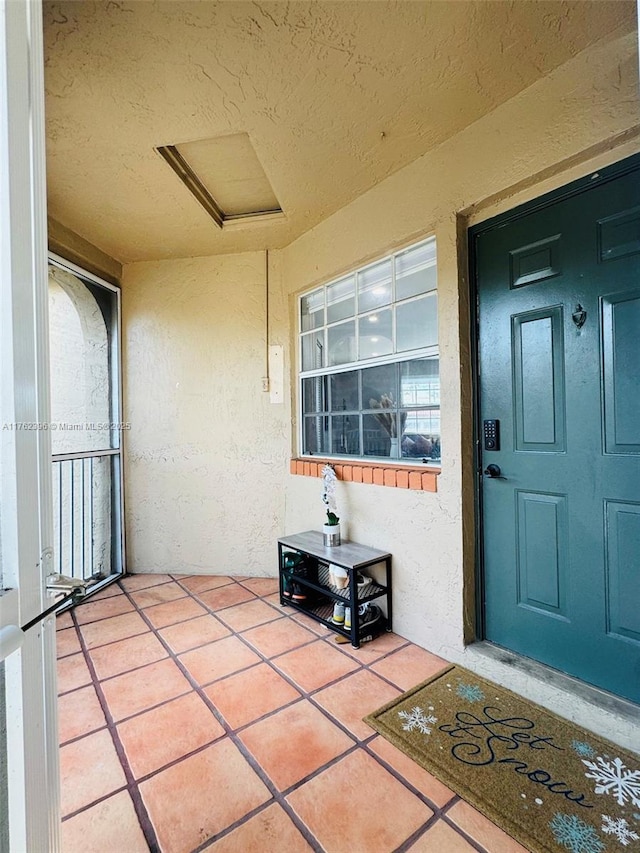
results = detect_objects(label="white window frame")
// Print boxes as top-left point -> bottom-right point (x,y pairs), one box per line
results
298,237 -> 440,465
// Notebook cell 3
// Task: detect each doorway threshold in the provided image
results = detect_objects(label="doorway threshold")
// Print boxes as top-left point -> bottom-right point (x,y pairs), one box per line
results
459,641 -> 640,754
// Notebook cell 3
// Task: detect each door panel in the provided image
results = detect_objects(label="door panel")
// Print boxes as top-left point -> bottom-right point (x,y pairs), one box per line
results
512,307 -> 565,451
605,500 -> 640,643
516,491 -> 569,618
475,160 -> 640,703
602,289 -> 640,453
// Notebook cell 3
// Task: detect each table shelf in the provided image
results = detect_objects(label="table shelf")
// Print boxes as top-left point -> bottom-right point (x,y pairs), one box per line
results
277,531 -> 392,648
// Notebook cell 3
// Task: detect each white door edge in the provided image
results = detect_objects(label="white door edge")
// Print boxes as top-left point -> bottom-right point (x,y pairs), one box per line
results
0,0 -> 59,850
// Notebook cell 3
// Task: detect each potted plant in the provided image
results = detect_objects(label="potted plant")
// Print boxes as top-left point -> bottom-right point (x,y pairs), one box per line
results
321,464 -> 341,546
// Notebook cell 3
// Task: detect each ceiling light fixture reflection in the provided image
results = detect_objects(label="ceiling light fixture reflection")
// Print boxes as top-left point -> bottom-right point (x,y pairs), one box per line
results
368,315 -> 378,323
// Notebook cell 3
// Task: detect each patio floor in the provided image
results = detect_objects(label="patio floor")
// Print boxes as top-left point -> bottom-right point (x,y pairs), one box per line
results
56,574 -> 528,853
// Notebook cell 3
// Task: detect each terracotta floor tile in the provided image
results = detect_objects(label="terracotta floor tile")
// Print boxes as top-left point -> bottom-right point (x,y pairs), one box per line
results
204,663 -> 301,729
179,635 -> 261,686
57,652 -> 92,694
178,575 -> 234,594
57,627 -> 82,658
60,790 -> 149,853
238,577 -> 280,596
370,644 -> 449,690
74,594 -> 134,625
216,598 -> 281,632
203,803 -> 312,852
58,684 -> 107,743
328,630 -> 409,664
117,692 -> 225,779
79,611 -> 149,650
368,736 -> 455,808
242,617 -> 317,658
287,749 -> 432,853
238,700 -> 353,790
313,669 -> 401,740
88,630 -> 168,681
196,584 -> 256,611
140,739 -> 270,853
129,581 -> 187,609
272,640 -> 360,692
60,729 -> 127,816
446,801 -> 530,853
57,577 -> 532,853
158,614 -> 230,654
56,611 -> 74,630
408,819 -> 477,852
289,609 -> 333,636
120,573 -> 174,591
143,595 -> 206,629
101,657 -> 191,721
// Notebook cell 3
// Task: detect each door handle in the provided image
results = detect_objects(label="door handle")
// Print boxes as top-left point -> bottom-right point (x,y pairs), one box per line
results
484,464 -> 506,479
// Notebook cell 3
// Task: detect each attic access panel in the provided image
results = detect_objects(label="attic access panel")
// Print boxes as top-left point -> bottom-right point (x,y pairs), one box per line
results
156,132 -> 283,229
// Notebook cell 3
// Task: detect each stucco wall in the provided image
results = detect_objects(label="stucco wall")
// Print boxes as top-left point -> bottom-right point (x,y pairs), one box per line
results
122,252 -> 290,574
279,28 -> 640,657
122,29 -> 639,657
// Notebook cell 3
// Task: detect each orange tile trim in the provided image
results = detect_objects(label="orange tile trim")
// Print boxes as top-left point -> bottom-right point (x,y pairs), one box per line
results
289,457 -> 439,493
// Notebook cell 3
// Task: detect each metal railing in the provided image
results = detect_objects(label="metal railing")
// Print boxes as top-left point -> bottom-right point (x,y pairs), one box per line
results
52,449 -> 122,583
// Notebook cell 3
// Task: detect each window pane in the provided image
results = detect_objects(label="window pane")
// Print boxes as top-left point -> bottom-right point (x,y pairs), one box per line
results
330,414 -> 360,455
304,415 -> 329,454
299,237 -> 440,463
396,239 -> 437,300
401,410 -> 441,461
327,275 -> 355,324
400,358 -> 440,460
362,362 -> 397,411
362,413 -> 397,457
329,371 -> 359,411
301,329 -> 325,371
327,320 -> 356,366
358,259 -> 392,313
400,358 -> 440,406
302,376 -> 327,414
300,288 -> 324,331
358,309 -> 392,360
396,293 -> 437,352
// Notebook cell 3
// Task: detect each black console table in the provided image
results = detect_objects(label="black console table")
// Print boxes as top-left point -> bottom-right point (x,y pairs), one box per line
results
277,530 -> 392,648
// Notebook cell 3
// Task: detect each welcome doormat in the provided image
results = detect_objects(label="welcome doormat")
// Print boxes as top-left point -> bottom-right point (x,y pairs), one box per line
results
365,666 -> 640,853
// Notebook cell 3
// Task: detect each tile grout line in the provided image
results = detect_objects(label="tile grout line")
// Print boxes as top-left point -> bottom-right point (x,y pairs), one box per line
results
118,577 -> 330,853
166,576 -> 439,852
168,578 -> 460,850
65,602 -> 161,853
61,574 -> 476,853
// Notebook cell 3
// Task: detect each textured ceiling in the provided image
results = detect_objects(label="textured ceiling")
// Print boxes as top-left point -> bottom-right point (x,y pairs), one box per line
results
43,1 -> 636,263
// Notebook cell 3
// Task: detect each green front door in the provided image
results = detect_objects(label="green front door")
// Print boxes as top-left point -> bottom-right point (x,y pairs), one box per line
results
473,157 -> 640,703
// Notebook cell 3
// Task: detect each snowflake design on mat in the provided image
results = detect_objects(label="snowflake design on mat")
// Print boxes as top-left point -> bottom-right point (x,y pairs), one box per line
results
572,740 -> 596,759
549,813 -> 604,853
601,815 -> 640,847
583,757 -> 640,808
397,706 -> 437,735
456,682 -> 485,703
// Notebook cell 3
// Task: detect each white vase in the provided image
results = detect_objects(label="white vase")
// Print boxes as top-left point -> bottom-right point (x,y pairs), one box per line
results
389,437 -> 399,457
323,523 -> 341,547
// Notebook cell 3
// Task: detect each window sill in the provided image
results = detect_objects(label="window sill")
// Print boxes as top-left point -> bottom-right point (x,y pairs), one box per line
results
289,457 -> 440,492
